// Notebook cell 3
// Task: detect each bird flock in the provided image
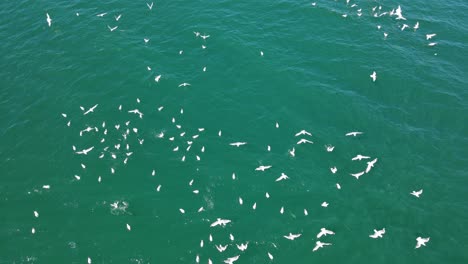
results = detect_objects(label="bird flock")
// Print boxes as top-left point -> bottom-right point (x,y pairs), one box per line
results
35,1 -> 437,263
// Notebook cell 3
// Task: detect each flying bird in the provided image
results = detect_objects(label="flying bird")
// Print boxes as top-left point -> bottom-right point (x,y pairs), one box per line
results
345,131 -> 363,137
216,244 -> 227,252
313,241 -> 332,252
83,104 -> 98,115
295,130 -> 312,137
223,255 -> 239,264
284,233 -> 302,240
415,237 -> 430,248
365,158 -> 378,173
147,2 -> 154,10
297,138 -> 313,144
275,173 -> 289,182
350,171 -> 365,179
411,189 -> 423,198
236,243 -> 248,251
230,142 -> 247,147
210,218 -> 231,227
370,71 -> 377,82
178,83 -> 191,87
426,33 -> 436,40
352,154 -> 370,161
369,228 -> 386,238
317,228 -> 335,238
46,13 -> 52,27
107,25 -> 118,32
255,165 -> 272,171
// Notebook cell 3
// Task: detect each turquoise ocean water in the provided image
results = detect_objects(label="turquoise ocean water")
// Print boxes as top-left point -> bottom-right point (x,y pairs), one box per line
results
1,0 -> 467,263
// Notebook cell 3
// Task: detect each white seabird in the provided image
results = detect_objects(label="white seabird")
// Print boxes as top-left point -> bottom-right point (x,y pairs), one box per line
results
275,173 -> 289,182
317,228 -> 335,238
415,237 -> 430,248
284,233 -> 302,240
350,171 -> 365,179
210,218 -> 231,227
365,158 -> 378,173
223,255 -> 239,264
369,228 -> 386,238
216,244 -> 228,252
297,138 -> 313,144
230,142 -> 247,147
345,131 -> 363,137
107,25 -> 118,32
313,241 -> 332,252
295,130 -> 312,137
46,13 -> 52,27
255,165 -> 272,171
411,189 -> 423,198
236,243 -> 248,251
352,154 -> 370,161
83,104 -> 98,115
370,71 -> 377,82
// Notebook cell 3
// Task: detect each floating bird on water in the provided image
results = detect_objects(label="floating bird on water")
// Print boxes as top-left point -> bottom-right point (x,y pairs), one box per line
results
370,228 -> 386,238
34,211 -> 39,218
267,252 -> 273,260
415,237 -> 430,248
330,167 -> 337,174
154,75 -> 161,82
126,224 -> 131,231
411,189 -> 423,198
325,145 -> 335,152
321,201 -> 329,207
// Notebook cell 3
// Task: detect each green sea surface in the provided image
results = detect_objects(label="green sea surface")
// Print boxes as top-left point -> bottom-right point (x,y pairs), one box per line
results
1,0 -> 467,263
